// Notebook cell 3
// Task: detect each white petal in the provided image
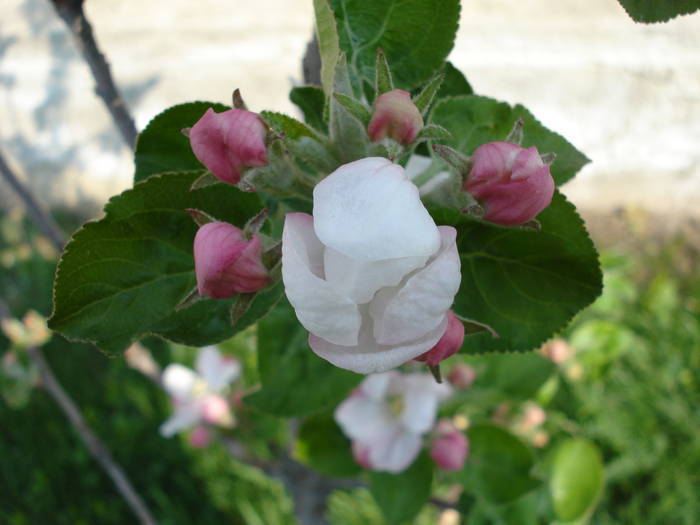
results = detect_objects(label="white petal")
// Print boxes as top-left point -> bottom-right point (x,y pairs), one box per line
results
195,346 -> 240,391
334,396 -> 398,443
309,313 -> 449,374
159,403 -> 201,437
368,429 -> 423,473
400,374 -> 453,434
313,157 -> 440,261
370,226 -> 461,345
282,213 -> 362,345
360,372 -> 395,401
324,246 -> 428,304
162,364 -> 197,402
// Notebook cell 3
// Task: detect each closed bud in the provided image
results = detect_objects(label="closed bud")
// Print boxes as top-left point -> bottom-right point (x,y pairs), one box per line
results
367,89 -> 423,144
194,222 -> 269,299
430,419 -> 468,471
414,310 -> 464,367
447,363 -> 476,390
188,426 -> 212,448
465,142 -> 554,226
189,108 -> 268,185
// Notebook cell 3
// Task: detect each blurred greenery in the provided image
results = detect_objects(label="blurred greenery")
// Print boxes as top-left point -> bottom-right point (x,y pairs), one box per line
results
1,208 -> 699,524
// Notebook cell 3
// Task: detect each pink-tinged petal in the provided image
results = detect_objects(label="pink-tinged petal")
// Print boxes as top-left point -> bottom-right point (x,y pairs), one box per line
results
282,213 -> 361,346
195,346 -> 240,391
162,364 -> 197,402
367,89 -> 423,145
200,395 -> 232,426
189,108 -> 267,184
309,313 -> 449,374
160,402 -> 201,437
414,310 -> 465,366
324,246 -> 428,304
194,222 -> 269,298
400,374 -> 453,434
313,158 -> 440,261
368,428 -> 423,473
370,227 -> 460,345
334,395 -> 398,443
352,441 -> 373,469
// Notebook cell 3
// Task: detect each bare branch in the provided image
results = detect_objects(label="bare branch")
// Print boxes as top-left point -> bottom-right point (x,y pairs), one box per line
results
48,0 -> 138,149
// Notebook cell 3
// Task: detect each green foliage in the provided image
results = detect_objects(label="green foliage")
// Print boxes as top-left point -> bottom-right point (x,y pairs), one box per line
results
369,452 -> 434,524
245,300 -> 362,416
549,439 -> 604,522
289,86 -> 327,133
616,0 -> 700,23
134,101 -> 228,183
314,0 -> 341,96
471,353 -> 555,399
460,424 -> 540,505
260,111 -> 319,140
48,171 -> 266,353
329,0 -> 460,90
294,411 -> 361,477
431,95 -> 589,186
434,192 -> 603,353
327,488 -> 439,525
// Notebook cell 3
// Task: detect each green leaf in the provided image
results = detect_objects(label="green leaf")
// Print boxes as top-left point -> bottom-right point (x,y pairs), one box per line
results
260,111 -> 319,140
330,0 -> 461,89
134,101 -> 228,183
431,95 -> 589,186
369,452 -> 434,524
616,0 -> 700,23
329,55 -> 370,163
48,171 -> 265,353
294,411 -> 362,477
290,86 -> 328,133
470,352 -> 555,400
461,424 -> 539,505
314,0 -> 341,96
435,192 -> 602,354
245,300 -> 361,416
549,439 -> 604,522
438,61 -> 473,97
333,93 -> 371,126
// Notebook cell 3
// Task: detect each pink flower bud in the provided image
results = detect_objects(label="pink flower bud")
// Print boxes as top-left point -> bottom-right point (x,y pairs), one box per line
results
367,89 -> 423,144
430,420 -> 468,471
465,142 -> 555,226
189,426 -> 212,448
447,363 -> 476,390
189,108 -> 268,184
414,310 -> 464,366
194,222 -> 269,299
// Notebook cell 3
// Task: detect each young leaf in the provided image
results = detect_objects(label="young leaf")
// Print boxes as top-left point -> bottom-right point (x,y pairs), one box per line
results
374,48 -> 394,94
332,93 -> 372,126
432,192 -> 603,354
413,72 -> 445,114
49,171 -> 266,353
431,95 -> 589,186
259,111 -> 319,140
314,0 -> 341,96
330,0 -> 460,89
369,452 -> 434,525
329,55 -> 369,163
289,86 -> 328,133
134,101 -> 228,183
616,0 -> 700,23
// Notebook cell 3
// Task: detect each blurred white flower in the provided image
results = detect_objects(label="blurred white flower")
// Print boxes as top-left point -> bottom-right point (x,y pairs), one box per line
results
159,346 -> 240,437
335,371 -> 452,473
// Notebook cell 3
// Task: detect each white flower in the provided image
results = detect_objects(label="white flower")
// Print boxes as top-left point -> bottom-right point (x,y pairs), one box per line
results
159,346 -> 241,437
281,157 -> 461,374
335,371 -> 452,473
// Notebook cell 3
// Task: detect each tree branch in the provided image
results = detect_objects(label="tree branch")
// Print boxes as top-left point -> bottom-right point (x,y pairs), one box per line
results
48,0 -> 138,150
0,150 -> 65,252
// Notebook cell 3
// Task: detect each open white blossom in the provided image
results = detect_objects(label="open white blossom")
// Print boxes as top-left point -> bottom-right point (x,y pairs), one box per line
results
281,157 -> 461,373
159,346 -> 240,437
335,371 -> 452,473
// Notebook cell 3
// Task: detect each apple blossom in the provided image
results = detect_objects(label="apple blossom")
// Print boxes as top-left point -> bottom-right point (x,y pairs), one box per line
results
281,157 -> 461,374
160,346 -> 240,437
430,419 -> 468,471
414,310 -> 465,366
367,89 -> 423,144
194,221 -> 269,299
335,371 -> 452,473
189,108 -> 268,184
465,141 -> 555,226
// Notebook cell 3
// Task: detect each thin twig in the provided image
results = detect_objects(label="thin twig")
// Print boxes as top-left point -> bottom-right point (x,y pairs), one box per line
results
26,345 -> 158,525
0,150 -> 65,252
48,0 -> 138,150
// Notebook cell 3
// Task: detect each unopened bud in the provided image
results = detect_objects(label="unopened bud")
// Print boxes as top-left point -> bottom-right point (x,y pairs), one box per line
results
447,364 -> 476,390
430,419 -> 468,471
189,426 -> 212,448
465,142 -> 554,226
414,311 -> 464,367
367,89 -> 423,144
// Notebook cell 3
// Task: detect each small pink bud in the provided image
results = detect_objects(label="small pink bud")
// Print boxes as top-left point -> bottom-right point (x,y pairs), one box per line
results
430,420 -> 468,471
189,108 -> 268,185
367,89 -> 423,144
465,142 -> 555,226
540,338 -> 574,364
352,441 -> 373,469
194,222 -> 270,299
415,311 -> 464,366
189,426 -> 212,448
201,395 -> 231,425
447,364 -> 476,390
